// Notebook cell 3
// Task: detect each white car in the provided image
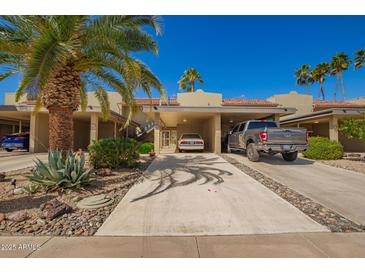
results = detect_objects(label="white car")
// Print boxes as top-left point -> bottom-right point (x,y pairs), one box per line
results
178,133 -> 204,152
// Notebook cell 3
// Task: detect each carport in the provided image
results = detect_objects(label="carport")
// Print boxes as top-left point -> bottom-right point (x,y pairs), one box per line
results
0,105 -> 138,152
143,105 -> 296,154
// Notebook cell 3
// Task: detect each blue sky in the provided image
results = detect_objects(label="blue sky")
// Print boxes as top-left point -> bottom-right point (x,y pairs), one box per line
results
1,15 -> 365,104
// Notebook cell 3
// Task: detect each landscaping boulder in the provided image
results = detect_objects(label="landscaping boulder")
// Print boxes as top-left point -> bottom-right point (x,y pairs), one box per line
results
96,168 -> 113,176
0,172 -> 5,182
40,199 -> 72,220
7,211 -> 28,222
0,213 -> 5,222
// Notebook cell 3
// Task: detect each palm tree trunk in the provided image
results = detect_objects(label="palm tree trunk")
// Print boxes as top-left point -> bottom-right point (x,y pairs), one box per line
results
191,80 -> 194,92
42,64 -> 81,153
305,82 -> 309,94
48,106 -> 74,152
334,74 -> 339,101
340,71 -> 345,100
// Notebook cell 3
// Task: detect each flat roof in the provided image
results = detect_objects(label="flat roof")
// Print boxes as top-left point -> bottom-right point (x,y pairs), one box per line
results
142,105 -> 296,115
281,108 -> 365,124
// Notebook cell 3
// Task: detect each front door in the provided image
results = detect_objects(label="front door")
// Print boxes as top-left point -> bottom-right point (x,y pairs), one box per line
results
162,130 -> 170,148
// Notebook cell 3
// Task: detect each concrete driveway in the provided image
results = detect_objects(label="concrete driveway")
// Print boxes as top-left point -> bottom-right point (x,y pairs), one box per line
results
97,153 -> 326,236
0,152 -> 48,172
224,153 -> 365,225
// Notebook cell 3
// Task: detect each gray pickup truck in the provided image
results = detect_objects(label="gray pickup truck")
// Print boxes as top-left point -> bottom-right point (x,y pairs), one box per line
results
227,120 -> 308,162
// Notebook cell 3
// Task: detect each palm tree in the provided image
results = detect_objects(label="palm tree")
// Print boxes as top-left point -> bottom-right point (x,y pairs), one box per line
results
178,68 -> 203,92
309,63 -> 330,100
0,16 -> 164,152
330,52 -> 352,101
355,49 -> 365,70
295,64 -> 312,94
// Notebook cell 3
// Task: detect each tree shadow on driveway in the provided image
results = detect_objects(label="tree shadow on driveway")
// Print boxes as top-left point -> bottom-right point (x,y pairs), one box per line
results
131,155 -> 233,202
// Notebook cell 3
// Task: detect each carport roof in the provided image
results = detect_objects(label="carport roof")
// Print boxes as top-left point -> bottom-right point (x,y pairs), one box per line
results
142,105 -> 296,115
281,108 -> 365,125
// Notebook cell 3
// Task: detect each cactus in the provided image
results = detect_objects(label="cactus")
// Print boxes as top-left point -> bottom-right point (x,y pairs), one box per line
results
27,150 -> 95,192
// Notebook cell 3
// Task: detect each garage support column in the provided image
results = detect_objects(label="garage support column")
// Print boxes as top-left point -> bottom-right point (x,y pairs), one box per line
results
214,113 -> 221,154
29,112 -> 37,153
154,112 -> 161,154
329,116 -> 339,142
18,120 -> 22,133
90,113 -> 99,145
113,121 -> 117,138
273,113 -> 281,126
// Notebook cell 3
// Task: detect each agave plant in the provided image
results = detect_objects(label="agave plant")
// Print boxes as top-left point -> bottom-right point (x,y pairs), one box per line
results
27,150 -> 95,192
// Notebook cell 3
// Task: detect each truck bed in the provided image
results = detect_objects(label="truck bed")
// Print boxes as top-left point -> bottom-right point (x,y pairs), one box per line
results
266,127 -> 307,145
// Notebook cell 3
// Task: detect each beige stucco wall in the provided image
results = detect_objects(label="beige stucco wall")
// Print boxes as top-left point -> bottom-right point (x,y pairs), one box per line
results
339,132 -> 365,152
349,97 -> 365,104
177,89 -> 222,107
31,113 -> 49,153
73,119 -> 90,150
267,91 -> 313,117
0,124 -> 14,137
98,120 -> 115,139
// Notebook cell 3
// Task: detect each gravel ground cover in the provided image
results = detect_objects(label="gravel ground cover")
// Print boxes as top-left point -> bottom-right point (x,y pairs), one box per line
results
0,156 -> 153,236
320,159 -> 365,174
222,154 -> 365,233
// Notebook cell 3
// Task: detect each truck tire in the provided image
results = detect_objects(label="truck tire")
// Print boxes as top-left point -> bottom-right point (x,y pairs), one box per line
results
282,151 -> 298,161
247,143 -> 259,162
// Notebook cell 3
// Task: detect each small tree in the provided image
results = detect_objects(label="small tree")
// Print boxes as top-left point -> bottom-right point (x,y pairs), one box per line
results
338,112 -> 365,141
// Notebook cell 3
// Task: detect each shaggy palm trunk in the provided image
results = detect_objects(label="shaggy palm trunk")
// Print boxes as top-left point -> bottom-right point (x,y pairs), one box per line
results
42,64 -> 81,152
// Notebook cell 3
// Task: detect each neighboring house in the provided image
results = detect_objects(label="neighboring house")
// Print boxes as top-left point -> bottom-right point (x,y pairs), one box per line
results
124,89 -> 296,154
268,91 -> 365,152
0,92 -> 139,152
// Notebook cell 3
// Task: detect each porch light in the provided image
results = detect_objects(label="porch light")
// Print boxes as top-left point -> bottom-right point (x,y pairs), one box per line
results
314,121 -> 319,123
183,119 -> 187,122
229,120 -> 233,123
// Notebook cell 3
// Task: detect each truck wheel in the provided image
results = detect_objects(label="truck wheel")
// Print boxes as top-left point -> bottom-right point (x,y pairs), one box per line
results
227,144 -> 232,153
247,143 -> 259,162
282,151 -> 298,161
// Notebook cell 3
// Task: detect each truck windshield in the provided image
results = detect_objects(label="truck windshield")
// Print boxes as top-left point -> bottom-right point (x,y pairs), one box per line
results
247,121 -> 277,129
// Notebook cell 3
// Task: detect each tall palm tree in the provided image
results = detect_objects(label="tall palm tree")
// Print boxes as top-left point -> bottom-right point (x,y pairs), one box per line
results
309,63 -> 330,100
0,16 -> 164,152
178,68 -> 203,92
330,52 -> 352,101
355,49 -> 365,70
295,64 -> 312,94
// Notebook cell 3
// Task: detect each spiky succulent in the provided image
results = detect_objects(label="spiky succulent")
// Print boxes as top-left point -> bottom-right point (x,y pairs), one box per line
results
27,150 -> 95,192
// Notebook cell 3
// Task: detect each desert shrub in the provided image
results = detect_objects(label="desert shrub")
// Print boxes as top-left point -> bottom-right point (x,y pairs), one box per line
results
303,136 -> 344,160
139,142 -> 154,154
27,150 -> 95,192
338,115 -> 365,141
88,137 -> 140,169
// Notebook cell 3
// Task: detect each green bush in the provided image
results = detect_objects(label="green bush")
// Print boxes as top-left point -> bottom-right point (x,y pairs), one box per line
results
139,142 -> 154,154
303,136 -> 344,160
27,150 -> 95,192
88,137 -> 140,169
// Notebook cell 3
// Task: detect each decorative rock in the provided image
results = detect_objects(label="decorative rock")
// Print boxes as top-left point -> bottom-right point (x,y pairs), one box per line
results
40,199 -> 72,220
96,168 -> 113,176
7,211 -> 28,222
0,172 -> 5,182
0,213 -> 5,222
36,218 -> 46,226
10,178 -> 16,186
77,194 -> 113,209
13,188 -> 25,195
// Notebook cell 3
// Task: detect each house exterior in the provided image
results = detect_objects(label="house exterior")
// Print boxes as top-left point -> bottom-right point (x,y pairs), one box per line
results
120,89 -> 296,154
268,91 -> 365,152
0,92 -> 139,152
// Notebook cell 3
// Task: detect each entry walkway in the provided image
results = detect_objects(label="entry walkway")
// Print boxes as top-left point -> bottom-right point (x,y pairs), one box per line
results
0,152 -> 48,172
97,153 -> 326,236
1,233 -> 365,257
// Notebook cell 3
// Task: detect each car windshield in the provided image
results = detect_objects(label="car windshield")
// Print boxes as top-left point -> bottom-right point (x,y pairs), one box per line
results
181,134 -> 201,139
247,121 -> 277,129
